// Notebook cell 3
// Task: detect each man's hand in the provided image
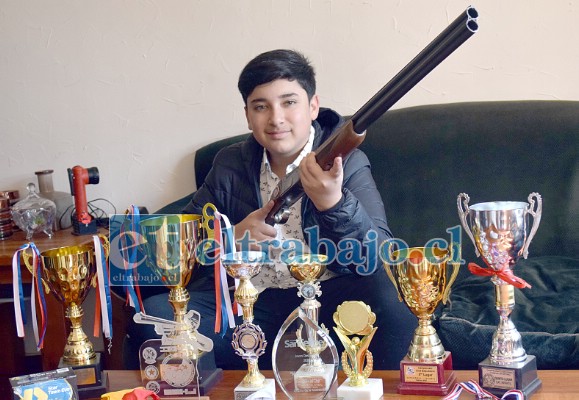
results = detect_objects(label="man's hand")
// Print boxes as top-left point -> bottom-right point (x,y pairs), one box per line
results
299,152 -> 343,211
233,200 -> 277,249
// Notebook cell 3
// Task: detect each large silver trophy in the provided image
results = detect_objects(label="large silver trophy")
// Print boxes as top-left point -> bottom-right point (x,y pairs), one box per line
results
457,193 -> 543,397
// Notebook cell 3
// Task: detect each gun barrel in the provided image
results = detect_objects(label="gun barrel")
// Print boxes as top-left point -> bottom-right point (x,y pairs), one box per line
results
265,6 -> 478,225
352,6 -> 478,133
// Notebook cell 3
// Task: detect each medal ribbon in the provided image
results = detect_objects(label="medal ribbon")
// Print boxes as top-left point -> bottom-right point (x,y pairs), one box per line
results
121,205 -> 144,312
12,243 -> 32,337
443,380 -> 524,400
204,203 -> 236,334
215,211 -> 236,332
468,262 -> 531,289
93,235 -> 113,345
13,243 -> 47,349
213,213 -> 222,333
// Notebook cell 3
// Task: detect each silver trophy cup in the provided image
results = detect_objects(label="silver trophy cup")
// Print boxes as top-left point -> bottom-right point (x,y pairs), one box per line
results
457,192 -> 543,397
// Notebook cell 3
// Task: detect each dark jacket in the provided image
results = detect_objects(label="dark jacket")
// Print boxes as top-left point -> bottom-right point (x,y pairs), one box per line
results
183,108 -> 392,274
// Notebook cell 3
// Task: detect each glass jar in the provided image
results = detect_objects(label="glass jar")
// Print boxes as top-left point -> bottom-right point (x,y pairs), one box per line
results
11,183 -> 56,240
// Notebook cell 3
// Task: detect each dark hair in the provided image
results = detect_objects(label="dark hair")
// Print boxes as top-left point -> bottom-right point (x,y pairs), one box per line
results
238,49 -> 316,104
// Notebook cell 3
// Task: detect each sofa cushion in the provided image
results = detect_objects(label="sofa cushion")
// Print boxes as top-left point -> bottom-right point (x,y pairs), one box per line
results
438,256 -> 579,369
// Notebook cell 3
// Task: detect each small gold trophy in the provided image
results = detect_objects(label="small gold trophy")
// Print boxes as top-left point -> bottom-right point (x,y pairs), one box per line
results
384,246 -> 459,395
23,237 -> 109,397
222,251 -> 276,399
333,301 -> 383,400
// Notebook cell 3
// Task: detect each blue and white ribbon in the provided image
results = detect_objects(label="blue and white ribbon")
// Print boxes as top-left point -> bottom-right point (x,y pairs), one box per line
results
12,242 -> 47,349
215,211 -> 237,330
94,235 -> 113,342
122,205 -> 143,312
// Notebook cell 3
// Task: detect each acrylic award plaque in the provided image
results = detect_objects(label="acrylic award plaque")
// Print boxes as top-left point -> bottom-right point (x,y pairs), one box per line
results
272,254 -> 339,399
134,311 -> 220,397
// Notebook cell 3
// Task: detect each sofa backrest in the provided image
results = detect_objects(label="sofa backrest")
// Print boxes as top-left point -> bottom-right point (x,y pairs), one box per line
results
192,100 -> 579,260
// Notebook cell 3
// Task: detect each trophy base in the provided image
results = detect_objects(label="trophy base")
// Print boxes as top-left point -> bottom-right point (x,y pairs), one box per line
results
58,352 -> 106,399
479,354 -> 542,398
234,378 -> 276,400
294,363 -> 334,392
139,339 -> 223,396
397,351 -> 456,396
337,378 -> 383,400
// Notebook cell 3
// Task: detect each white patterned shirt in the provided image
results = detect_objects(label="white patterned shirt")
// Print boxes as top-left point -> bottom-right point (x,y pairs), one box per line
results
253,126 -> 336,292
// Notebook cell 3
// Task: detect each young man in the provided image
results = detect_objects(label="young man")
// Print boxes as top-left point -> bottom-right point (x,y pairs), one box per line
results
126,49 -> 414,371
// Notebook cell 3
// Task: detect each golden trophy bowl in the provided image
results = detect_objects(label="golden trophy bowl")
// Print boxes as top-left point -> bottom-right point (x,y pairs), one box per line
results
139,214 -> 202,336
287,253 -> 328,283
384,246 -> 459,395
23,237 -> 109,395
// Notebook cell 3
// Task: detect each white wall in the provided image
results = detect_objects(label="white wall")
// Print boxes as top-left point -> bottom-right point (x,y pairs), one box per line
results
1,0 -> 578,214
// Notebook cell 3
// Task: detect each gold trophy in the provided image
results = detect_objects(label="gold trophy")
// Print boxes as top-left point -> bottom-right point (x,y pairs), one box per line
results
457,193 -> 543,397
222,251 -> 276,399
137,214 -> 222,396
333,301 -> 383,400
23,237 -> 109,397
384,246 -> 459,395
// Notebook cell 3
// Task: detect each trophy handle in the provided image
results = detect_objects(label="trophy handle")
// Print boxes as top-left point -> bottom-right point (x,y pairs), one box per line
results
457,193 -> 479,257
442,260 -> 461,305
21,248 -> 50,294
98,233 -> 110,258
522,192 -> 542,259
384,242 -> 403,302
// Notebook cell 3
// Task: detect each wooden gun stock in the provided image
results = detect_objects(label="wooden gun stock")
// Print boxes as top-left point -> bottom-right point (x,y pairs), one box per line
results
265,6 -> 479,225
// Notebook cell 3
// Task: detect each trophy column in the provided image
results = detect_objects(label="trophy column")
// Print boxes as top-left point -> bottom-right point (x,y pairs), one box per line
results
223,251 -> 276,400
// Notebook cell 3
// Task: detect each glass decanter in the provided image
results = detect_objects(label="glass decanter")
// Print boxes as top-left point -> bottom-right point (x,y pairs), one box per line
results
11,183 -> 56,240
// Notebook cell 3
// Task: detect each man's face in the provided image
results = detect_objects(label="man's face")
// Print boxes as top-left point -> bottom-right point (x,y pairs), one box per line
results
245,79 -> 319,165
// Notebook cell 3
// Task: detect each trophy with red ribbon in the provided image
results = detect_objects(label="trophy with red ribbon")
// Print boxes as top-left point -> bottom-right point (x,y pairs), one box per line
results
15,235 -> 111,398
457,193 -> 543,398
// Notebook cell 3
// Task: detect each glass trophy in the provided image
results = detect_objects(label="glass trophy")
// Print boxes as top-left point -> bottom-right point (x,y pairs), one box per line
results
222,251 -> 277,400
272,254 -> 339,399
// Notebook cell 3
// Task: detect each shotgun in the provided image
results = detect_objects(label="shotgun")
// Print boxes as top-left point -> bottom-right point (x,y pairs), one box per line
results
265,6 -> 479,225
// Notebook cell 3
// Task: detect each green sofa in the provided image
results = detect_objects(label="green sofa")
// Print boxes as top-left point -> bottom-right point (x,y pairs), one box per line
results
156,100 -> 579,370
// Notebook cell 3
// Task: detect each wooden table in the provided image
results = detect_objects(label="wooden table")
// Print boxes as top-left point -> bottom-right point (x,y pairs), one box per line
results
102,369 -> 578,399
0,228 -> 127,372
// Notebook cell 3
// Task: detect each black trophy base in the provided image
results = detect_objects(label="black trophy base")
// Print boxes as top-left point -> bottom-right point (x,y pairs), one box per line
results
398,351 -> 456,396
58,352 -> 106,399
198,368 -> 224,396
479,354 -> 542,398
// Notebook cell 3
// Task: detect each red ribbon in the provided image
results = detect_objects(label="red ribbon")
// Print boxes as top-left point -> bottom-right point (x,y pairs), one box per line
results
468,262 -> 531,289
214,218 -> 222,333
